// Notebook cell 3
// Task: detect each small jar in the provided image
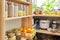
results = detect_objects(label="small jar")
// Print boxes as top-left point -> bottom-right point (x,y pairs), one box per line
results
52,21 -> 57,29
51,21 -> 57,32
5,1 -> 8,18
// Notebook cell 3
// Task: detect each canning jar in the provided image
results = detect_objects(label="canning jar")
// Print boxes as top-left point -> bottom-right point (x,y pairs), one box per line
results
8,2 -> 14,17
14,3 -> 18,17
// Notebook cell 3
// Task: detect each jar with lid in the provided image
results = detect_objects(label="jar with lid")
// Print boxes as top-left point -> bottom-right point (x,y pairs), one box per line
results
14,3 -> 18,17
5,1 -> 8,18
51,21 -> 57,32
7,2 -> 14,17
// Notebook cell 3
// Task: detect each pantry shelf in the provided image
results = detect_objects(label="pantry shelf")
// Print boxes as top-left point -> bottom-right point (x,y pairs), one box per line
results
34,15 -> 60,18
5,15 -> 32,20
6,0 -> 32,5
36,29 -> 60,36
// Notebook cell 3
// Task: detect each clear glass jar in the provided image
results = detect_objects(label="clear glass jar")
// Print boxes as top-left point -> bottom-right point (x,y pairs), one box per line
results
14,3 -> 18,17
8,2 -> 14,17
5,1 -> 8,18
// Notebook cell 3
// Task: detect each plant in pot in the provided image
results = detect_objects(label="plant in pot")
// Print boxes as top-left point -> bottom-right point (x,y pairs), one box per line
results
40,0 -> 58,15
32,5 -> 43,15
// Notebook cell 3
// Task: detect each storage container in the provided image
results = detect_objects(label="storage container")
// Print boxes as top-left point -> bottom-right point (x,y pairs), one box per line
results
8,2 -> 14,17
14,3 -> 18,17
40,20 -> 50,29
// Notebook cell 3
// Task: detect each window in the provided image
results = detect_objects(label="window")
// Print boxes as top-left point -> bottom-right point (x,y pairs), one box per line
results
32,0 -> 59,9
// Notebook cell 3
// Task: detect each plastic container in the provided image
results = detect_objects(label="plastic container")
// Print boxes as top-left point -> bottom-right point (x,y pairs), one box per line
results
40,20 -> 50,29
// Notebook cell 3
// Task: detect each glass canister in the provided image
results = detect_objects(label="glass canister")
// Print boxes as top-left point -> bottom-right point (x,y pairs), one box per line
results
18,4 -> 24,16
8,2 -> 14,17
14,3 -> 18,17
5,1 -> 8,18
57,9 -> 60,16
51,21 -> 57,33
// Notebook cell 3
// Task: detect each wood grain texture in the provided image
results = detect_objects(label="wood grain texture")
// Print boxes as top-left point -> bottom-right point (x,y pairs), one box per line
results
0,0 -> 5,40
21,18 -> 28,28
36,29 -> 60,36
28,17 -> 32,28
7,0 -> 31,5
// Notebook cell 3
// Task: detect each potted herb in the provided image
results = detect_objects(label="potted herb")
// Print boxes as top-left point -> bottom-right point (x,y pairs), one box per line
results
40,0 -> 58,15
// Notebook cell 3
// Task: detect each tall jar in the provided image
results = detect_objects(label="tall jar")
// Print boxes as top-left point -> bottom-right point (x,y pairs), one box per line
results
5,1 -> 8,18
8,2 -> 14,17
18,4 -> 24,16
14,3 -> 18,17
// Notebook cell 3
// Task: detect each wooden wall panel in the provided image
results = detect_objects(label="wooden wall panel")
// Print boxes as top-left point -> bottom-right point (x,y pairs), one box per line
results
0,0 -> 5,40
21,18 -> 28,28
28,17 -> 32,28
21,0 -> 32,28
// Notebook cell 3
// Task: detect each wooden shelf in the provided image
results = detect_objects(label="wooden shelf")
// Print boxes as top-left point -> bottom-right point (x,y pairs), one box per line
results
33,15 -> 60,18
36,29 -> 60,36
6,0 -> 32,5
5,15 -> 32,20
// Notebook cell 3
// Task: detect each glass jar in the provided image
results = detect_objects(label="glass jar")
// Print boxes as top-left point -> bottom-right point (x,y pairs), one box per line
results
5,1 -> 8,18
14,3 -> 18,17
51,21 -> 57,33
8,2 -> 14,17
